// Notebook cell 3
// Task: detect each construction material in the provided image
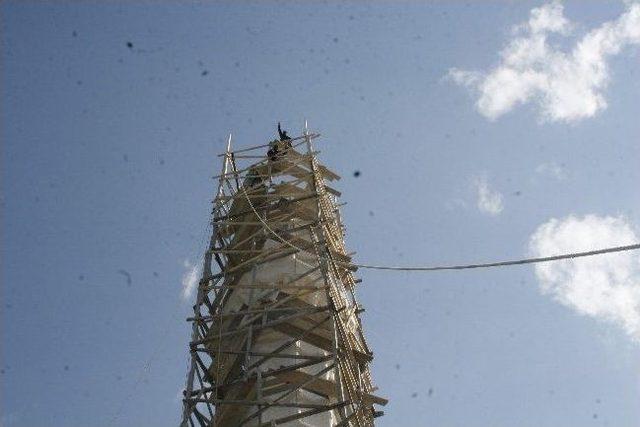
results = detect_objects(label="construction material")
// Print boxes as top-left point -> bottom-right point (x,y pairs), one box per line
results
181,127 -> 385,426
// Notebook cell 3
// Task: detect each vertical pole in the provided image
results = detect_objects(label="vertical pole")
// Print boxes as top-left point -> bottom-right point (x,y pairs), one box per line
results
245,265 -> 257,381
304,123 -> 349,422
181,135 -> 231,426
213,134 -> 232,410
304,120 -> 311,153
257,369 -> 263,425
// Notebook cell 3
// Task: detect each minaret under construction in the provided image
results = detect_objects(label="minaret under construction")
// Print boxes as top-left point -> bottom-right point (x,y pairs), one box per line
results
181,125 -> 386,426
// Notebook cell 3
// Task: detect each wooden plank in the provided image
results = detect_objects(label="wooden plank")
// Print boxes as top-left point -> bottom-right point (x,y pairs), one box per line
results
324,185 -> 342,197
257,402 -> 347,427
275,370 -> 336,399
363,392 -> 389,406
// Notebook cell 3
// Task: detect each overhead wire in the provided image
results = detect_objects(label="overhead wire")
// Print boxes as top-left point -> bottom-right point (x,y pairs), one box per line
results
347,244 -> 640,271
239,182 -> 640,272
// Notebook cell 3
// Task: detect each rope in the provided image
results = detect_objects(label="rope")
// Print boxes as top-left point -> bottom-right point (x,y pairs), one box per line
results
239,184 -> 640,272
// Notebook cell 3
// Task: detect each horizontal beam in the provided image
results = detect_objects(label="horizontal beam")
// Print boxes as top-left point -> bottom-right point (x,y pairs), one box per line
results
216,133 -> 320,157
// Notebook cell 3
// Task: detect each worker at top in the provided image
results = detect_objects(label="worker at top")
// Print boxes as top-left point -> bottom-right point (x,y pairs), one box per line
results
268,123 -> 292,161
278,122 -> 291,142
266,139 -> 278,161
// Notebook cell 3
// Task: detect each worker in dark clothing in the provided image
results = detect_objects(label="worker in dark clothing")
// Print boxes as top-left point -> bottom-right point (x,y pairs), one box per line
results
278,122 -> 291,142
277,122 -> 293,152
267,139 -> 279,161
267,123 -> 292,161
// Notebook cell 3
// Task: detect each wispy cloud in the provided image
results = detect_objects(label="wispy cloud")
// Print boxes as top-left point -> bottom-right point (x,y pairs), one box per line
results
529,214 -> 640,342
474,175 -> 504,216
181,260 -> 200,301
448,1 -> 640,122
1,412 -> 19,426
536,161 -> 567,180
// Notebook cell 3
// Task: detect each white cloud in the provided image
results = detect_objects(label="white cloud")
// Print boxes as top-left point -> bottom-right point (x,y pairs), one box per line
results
474,175 -> 504,216
181,260 -> 200,301
529,214 -> 640,342
536,161 -> 567,180
449,1 -> 640,122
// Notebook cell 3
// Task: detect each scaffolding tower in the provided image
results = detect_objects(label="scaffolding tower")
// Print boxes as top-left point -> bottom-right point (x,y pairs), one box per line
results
181,126 -> 386,426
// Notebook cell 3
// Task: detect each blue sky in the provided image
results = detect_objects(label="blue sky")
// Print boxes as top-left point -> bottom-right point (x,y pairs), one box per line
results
2,1 -> 639,426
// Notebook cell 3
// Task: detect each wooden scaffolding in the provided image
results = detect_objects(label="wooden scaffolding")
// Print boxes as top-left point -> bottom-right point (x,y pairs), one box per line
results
181,126 -> 386,426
